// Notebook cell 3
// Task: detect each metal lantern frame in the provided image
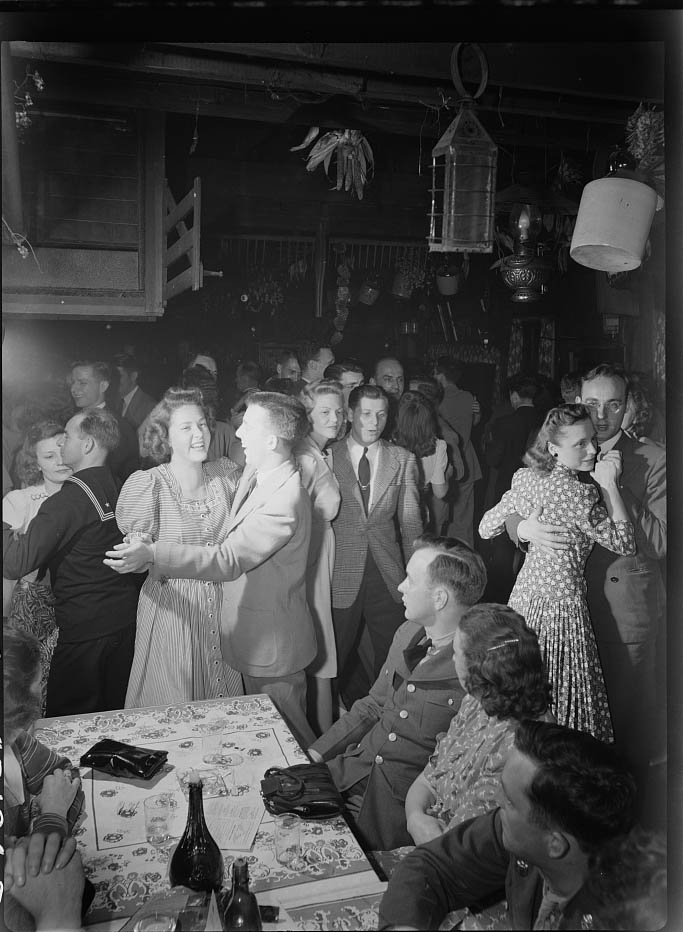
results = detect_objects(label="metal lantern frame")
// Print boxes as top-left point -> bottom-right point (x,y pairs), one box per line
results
427,44 -> 498,255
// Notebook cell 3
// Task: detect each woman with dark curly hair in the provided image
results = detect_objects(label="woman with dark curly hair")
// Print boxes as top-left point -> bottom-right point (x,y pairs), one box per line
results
3,420 -> 72,711
479,404 -> 635,741
404,604 -> 551,847
115,387 -> 244,706
392,390 -> 452,532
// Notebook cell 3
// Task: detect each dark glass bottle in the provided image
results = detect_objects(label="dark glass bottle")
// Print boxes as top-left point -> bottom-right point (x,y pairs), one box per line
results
169,772 -> 224,893
221,858 -> 262,932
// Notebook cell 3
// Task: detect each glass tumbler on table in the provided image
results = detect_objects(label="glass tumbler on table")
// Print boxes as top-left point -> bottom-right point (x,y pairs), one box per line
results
274,813 -> 304,869
144,794 -> 172,846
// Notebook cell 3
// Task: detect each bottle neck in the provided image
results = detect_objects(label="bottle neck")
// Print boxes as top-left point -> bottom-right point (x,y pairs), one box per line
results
233,861 -> 250,891
186,781 -> 208,836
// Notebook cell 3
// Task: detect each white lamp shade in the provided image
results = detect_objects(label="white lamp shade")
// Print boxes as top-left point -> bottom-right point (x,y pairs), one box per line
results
570,177 -> 657,272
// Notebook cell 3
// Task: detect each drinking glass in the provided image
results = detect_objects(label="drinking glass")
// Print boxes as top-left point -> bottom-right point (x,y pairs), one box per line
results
144,794 -> 172,846
274,813 -> 304,869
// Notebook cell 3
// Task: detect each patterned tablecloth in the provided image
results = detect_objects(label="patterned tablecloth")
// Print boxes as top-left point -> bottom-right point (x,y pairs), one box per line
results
34,696 -> 386,930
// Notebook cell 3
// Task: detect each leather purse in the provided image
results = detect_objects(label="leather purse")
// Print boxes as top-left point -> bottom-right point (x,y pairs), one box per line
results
260,763 -> 344,820
80,738 -> 168,780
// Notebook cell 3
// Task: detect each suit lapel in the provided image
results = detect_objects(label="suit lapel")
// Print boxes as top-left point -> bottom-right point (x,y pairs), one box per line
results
230,466 -> 258,520
370,441 -> 398,512
229,461 -> 296,530
333,440 -> 365,513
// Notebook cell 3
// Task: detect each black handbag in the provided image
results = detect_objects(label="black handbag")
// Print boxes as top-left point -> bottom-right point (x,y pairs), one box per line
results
260,763 -> 344,820
80,738 -> 168,780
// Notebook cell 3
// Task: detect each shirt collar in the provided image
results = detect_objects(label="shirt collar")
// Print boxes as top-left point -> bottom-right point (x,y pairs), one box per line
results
597,430 -> 622,455
255,460 -> 290,486
347,435 -> 380,459
122,386 -> 138,407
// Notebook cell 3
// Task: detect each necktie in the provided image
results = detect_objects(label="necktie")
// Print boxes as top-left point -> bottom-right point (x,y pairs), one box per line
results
358,447 -> 371,514
403,638 -> 432,671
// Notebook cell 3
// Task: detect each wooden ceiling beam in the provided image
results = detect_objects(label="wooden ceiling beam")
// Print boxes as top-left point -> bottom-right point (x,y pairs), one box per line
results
11,42 -> 641,129
21,61 -> 623,153
159,42 -> 665,103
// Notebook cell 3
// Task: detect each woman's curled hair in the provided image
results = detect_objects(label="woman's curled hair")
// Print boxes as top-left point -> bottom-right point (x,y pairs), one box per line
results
142,387 -> 208,464
523,404 -> 593,473
392,390 -> 438,458
458,603 -> 550,720
15,420 -> 66,487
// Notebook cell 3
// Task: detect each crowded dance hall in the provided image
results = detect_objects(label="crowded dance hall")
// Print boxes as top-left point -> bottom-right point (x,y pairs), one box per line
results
2,37 -> 677,932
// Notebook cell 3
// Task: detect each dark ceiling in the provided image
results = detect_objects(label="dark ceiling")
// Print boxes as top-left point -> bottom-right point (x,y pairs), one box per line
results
9,40 -> 664,155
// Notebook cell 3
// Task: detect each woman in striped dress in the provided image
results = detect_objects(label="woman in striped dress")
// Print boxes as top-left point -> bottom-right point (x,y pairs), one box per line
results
117,388 -> 244,707
478,404 -> 635,741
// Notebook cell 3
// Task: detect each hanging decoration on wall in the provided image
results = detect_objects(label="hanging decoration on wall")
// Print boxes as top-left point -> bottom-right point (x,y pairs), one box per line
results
427,43 -> 497,254
330,243 -> 354,344
290,127 -> 374,199
570,103 -> 664,274
13,64 -> 44,139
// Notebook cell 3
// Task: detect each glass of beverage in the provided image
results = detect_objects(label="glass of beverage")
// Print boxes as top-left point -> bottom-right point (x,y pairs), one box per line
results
201,736 -> 244,767
274,814 -> 304,870
144,794 -> 172,846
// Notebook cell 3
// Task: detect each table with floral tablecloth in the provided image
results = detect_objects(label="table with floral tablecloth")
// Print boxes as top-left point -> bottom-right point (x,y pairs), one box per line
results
34,695 -> 386,929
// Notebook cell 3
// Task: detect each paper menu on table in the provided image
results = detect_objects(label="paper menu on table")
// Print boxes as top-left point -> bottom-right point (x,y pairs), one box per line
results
203,795 -> 265,851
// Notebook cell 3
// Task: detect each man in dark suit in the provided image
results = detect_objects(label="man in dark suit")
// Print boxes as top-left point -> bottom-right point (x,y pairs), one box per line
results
69,360 -> 139,483
506,364 -> 666,779
378,720 -> 636,931
113,354 -> 157,431
485,373 -> 543,506
330,383 -> 423,704
482,373 -> 542,602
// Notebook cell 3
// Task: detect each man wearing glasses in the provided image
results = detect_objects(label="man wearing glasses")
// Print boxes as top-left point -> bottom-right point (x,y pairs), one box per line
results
506,364 -> 666,785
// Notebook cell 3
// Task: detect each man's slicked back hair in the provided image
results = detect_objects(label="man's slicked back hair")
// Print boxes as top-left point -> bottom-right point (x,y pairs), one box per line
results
413,534 -> 487,606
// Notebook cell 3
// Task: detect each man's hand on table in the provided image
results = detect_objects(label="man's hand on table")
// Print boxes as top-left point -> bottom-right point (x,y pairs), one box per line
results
4,833 -> 78,892
5,842 -> 85,931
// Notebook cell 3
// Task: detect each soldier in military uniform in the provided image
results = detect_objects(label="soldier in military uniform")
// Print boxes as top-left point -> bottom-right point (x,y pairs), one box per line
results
378,720 -> 637,930
309,536 -> 487,851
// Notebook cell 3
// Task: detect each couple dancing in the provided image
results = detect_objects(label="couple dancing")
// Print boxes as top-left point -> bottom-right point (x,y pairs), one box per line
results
105,384 -> 342,749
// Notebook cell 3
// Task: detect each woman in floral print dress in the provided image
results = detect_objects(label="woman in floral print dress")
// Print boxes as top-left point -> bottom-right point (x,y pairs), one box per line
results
478,404 -> 635,741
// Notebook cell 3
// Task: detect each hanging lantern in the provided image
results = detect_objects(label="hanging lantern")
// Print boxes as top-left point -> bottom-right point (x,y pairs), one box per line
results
570,150 -> 658,273
427,44 -> 497,254
499,202 -> 552,303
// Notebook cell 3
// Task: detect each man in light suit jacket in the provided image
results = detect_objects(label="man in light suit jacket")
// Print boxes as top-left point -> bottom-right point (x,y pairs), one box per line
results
506,364 -> 666,781
330,384 -> 423,704
104,392 -> 318,748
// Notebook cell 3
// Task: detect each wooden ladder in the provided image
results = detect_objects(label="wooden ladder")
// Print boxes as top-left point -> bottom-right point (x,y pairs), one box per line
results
163,176 -> 222,304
